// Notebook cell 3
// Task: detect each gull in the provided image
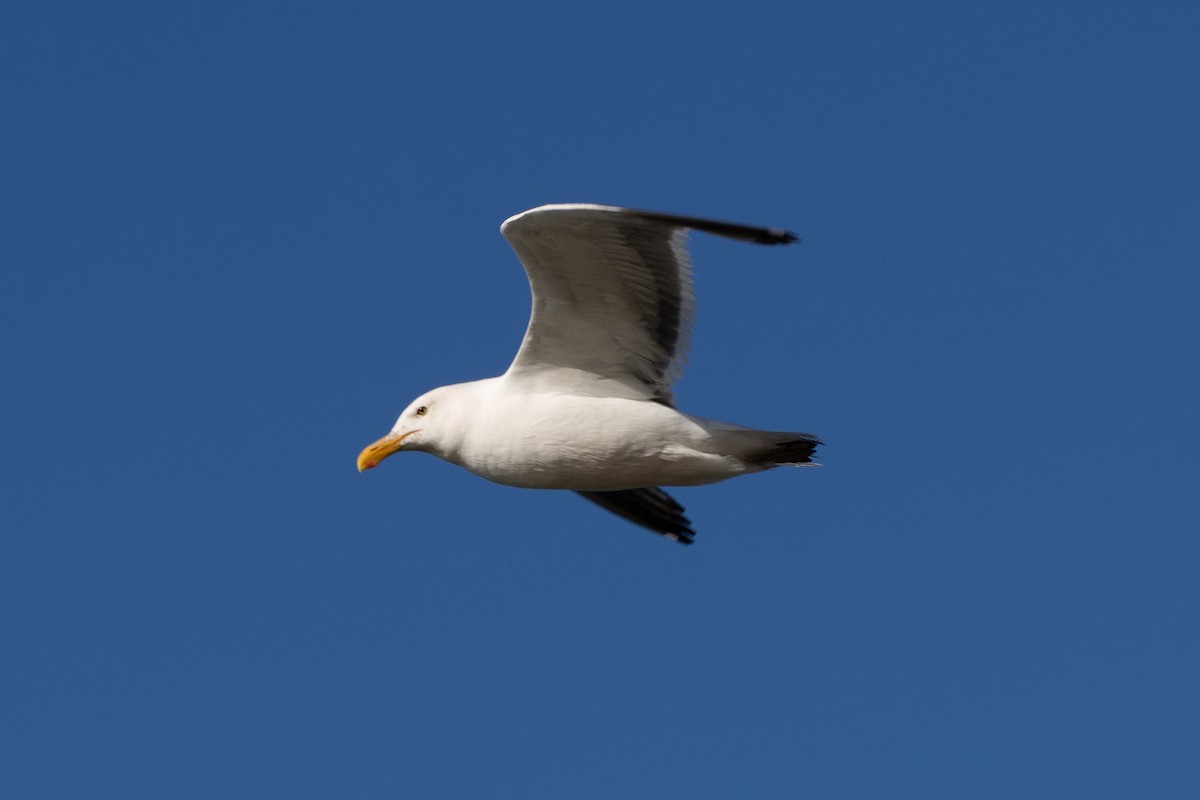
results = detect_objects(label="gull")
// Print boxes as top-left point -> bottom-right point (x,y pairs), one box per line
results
357,204 -> 820,544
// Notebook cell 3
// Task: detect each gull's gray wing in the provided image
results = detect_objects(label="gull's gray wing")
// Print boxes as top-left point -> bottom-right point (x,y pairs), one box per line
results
501,204 -> 796,406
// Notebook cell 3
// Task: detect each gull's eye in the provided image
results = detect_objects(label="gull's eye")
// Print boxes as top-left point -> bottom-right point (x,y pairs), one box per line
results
415,406 -> 428,416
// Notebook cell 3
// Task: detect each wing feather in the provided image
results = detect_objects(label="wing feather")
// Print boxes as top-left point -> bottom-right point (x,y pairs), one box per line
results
500,204 -> 795,405
576,487 -> 695,544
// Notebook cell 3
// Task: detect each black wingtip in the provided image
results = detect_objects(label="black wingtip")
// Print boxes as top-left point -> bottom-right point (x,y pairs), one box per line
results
576,488 -> 696,545
760,228 -> 800,246
623,208 -> 799,248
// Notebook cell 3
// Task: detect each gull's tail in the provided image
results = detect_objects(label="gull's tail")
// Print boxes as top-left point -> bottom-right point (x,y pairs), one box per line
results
750,433 -> 822,466
710,427 -> 822,468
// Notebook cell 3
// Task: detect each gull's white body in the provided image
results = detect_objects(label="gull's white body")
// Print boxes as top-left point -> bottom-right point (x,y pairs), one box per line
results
358,204 -> 820,543
400,378 -> 773,491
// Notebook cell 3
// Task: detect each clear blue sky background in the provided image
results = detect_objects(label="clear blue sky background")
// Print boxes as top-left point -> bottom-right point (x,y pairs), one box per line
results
3,2 -> 1198,797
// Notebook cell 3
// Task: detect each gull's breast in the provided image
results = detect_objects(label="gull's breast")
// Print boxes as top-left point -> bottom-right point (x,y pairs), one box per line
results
453,394 -> 745,491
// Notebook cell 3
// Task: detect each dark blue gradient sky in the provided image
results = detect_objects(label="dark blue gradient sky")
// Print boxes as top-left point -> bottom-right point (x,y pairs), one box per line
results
3,2 -> 1198,797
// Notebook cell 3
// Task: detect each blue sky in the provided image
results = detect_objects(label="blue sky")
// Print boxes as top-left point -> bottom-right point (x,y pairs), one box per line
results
3,1 -> 1198,797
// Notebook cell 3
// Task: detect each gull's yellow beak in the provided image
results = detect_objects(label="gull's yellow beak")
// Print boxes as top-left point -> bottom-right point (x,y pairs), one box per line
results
357,431 -> 411,472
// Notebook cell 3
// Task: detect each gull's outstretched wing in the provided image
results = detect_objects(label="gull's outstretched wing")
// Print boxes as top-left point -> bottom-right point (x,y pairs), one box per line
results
501,204 -> 796,406
576,487 -> 695,545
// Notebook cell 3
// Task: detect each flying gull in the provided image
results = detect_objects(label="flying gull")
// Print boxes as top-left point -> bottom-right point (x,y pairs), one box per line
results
357,204 -> 821,544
